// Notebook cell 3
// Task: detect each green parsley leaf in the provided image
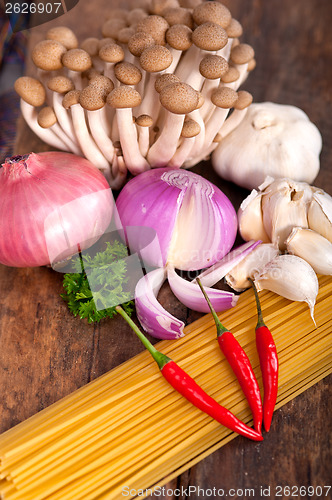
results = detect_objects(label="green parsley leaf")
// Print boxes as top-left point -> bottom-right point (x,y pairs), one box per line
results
61,241 -> 134,323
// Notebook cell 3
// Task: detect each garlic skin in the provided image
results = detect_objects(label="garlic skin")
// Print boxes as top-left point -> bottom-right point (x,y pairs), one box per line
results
225,243 -> 280,291
254,254 -> 319,323
307,190 -> 332,243
286,227 -> 332,275
212,102 -> 322,190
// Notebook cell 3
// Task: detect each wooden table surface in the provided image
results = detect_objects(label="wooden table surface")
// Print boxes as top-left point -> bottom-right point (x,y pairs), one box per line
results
1,0 -> 331,498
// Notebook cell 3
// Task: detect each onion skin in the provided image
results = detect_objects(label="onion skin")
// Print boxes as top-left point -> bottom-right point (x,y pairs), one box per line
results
116,168 -> 237,271
0,152 -> 113,267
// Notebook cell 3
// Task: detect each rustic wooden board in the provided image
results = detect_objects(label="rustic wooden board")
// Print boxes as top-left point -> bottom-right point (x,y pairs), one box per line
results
1,0 -> 331,498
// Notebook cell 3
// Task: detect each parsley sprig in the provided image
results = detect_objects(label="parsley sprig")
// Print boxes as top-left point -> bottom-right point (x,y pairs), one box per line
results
61,240 -> 134,323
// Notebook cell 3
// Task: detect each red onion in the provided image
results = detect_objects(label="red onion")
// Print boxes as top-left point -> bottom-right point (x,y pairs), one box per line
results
0,152 -> 113,267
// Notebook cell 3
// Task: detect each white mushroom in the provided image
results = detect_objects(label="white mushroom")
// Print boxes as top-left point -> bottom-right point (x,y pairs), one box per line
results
37,106 -> 80,154
46,26 -> 78,50
168,117 -> 201,167
98,43 -> 125,81
106,86 -> 150,174
62,90 -> 110,173
218,89 -> 253,137
62,48 -> 92,90
147,81 -> 199,166
212,102 -> 323,190
135,114 -> 154,157
14,76 -> 70,151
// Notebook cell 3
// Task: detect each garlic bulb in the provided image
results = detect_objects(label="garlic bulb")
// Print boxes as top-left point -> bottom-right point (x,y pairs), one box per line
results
254,254 -> 319,323
212,102 -> 322,190
286,227 -> 332,275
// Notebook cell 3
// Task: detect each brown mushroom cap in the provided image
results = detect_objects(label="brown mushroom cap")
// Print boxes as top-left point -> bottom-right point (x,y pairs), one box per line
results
192,22 -> 228,51
247,58 -> 257,72
196,91 -> 205,109
79,86 -> 106,111
80,38 -> 100,56
127,32 -> 156,57
14,76 -> 46,106
163,8 -> 194,29
83,68 -> 101,80
102,19 -> 128,39
181,118 -> 201,138
37,106 -> 57,128
220,66 -> 240,83
47,75 -> 74,94
117,27 -> 136,44
160,82 -> 199,114
140,45 -> 173,73
199,54 -> 229,79
166,24 -> 192,51
114,62 -> 142,85
234,90 -> 253,110
136,15 -> 170,46
178,0 -> 201,7
99,43 -> 125,64
46,27 -> 78,50
136,114 -> 154,127
62,90 -> 80,109
155,73 -> 181,93
31,40 -> 67,71
226,18 -> 243,38
211,86 -> 238,108
89,75 -> 114,95
150,0 -> 179,15
98,37 -> 116,49
193,1 -> 232,29
107,86 -> 142,109
127,8 -> 148,25
230,43 -> 255,65
62,49 -> 92,72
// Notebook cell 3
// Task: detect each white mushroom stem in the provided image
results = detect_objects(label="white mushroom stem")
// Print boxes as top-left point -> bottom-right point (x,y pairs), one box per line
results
109,152 -> 127,189
199,78 -> 220,121
167,48 -> 183,74
218,107 -> 249,137
66,69 -> 84,90
184,140 -> 219,168
52,92 -> 80,146
168,136 -> 195,167
186,108 -> 205,158
87,109 -> 115,162
204,107 -> 232,148
175,45 -> 205,90
116,108 -> 150,174
70,103 -> 110,172
20,100 -> 70,151
147,112 -> 185,166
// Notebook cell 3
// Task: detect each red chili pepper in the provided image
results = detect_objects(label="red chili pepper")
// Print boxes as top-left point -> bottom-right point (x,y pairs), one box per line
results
196,278 -> 263,434
116,306 -> 263,442
249,278 -> 279,432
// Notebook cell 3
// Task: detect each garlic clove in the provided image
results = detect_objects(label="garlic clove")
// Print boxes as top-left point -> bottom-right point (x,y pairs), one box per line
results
286,227 -> 332,276
261,179 -> 312,250
237,189 -> 270,243
225,242 -> 280,291
254,254 -> 319,324
307,190 -> 332,243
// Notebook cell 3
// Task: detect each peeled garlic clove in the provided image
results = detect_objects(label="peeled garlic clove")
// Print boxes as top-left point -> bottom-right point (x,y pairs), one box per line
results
286,227 -> 332,276
261,180 -> 312,250
225,243 -> 280,291
238,189 -> 270,243
254,254 -> 319,323
308,190 -> 332,243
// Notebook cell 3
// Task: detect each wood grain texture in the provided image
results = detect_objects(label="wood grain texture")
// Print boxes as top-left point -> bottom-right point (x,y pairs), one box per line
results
1,0 -> 331,498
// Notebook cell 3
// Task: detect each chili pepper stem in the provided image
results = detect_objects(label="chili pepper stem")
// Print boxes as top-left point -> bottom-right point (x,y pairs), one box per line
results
196,278 -> 228,336
115,306 -> 170,369
248,278 -> 265,328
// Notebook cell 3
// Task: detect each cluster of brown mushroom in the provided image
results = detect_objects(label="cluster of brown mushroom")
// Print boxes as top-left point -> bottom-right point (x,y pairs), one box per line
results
14,0 -> 255,188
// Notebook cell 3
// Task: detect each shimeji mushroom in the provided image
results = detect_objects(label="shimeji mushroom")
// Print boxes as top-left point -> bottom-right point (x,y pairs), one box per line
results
169,117 -> 201,167
88,74 -> 115,135
147,81 -> 199,166
14,76 -> 70,151
106,86 -> 150,174
135,114 -> 153,157
127,31 -> 156,95
114,61 -> 142,88
62,48 -> 92,90
198,53 -> 229,120
47,75 -> 80,147
98,43 -> 125,81
163,7 -> 194,29
31,39 -> 67,101
102,18 -> 128,41
117,27 -> 137,63
46,26 -> 78,50
79,83 -> 115,163
229,43 -> 255,89
62,90 -> 110,174
136,14 -> 170,46
203,86 -> 238,148
192,1 -> 232,28
218,90 -> 253,138
80,37 -> 104,72
37,106 -> 81,154
139,44 -> 173,123
165,23 -> 193,73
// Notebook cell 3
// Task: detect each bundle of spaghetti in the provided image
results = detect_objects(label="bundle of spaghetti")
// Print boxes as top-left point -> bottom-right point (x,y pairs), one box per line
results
0,275 -> 331,500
